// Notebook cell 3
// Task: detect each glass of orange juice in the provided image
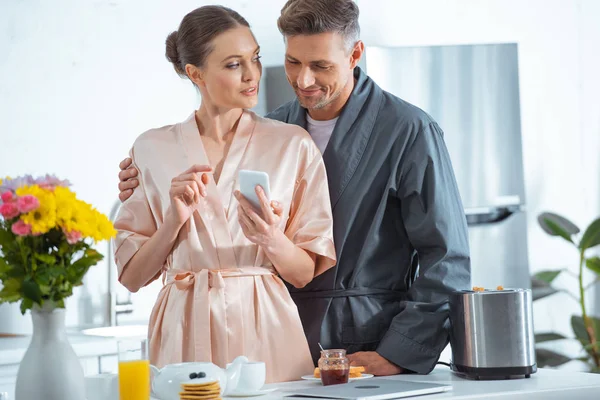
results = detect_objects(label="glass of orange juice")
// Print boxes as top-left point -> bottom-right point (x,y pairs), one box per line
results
118,339 -> 150,400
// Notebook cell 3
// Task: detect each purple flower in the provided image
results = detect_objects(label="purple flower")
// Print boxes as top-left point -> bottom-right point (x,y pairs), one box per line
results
0,175 -> 36,191
35,174 -> 71,189
0,175 -> 71,192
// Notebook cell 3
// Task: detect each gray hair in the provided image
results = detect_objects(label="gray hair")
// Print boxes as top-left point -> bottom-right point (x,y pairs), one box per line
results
277,0 -> 360,52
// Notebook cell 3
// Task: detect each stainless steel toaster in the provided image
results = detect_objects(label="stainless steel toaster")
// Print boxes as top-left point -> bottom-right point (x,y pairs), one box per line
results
449,288 -> 537,379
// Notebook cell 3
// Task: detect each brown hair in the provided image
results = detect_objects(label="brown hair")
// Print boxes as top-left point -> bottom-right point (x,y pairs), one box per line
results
165,6 -> 250,77
277,0 -> 360,51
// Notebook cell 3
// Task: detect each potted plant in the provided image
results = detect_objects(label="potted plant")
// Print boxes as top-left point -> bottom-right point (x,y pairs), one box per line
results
0,175 -> 116,400
532,212 -> 600,373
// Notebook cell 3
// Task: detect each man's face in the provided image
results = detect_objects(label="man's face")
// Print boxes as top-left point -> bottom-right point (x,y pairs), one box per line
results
284,32 -> 355,111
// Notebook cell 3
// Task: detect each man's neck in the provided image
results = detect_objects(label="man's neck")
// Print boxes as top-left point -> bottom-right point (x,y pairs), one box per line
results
307,76 -> 356,121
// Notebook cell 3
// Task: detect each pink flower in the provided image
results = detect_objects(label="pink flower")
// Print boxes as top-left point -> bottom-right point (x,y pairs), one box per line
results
11,220 -> 32,236
0,202 -> 19,219
16,195 -> 39,213
65,230 -> 82,244
1,191 -> 13,203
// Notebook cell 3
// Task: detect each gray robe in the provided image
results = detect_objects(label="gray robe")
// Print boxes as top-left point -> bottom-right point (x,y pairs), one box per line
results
266,67 -> 471,374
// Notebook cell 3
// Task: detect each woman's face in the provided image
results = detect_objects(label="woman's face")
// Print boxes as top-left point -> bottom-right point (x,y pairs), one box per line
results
193,26 -> 262,110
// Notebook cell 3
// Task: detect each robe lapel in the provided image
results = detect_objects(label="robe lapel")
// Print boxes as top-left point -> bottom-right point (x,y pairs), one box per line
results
322,67 -> 382,209
216,110 -> 256,219
286,99 -> 308,130
179,113 -> 239,268
287,67 -> 383,210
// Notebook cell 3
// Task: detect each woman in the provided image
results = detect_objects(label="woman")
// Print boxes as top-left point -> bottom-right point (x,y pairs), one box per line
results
112,6 -> 336,383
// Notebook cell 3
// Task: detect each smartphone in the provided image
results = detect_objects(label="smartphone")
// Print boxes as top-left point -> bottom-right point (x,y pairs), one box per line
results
238,169 -> 271,211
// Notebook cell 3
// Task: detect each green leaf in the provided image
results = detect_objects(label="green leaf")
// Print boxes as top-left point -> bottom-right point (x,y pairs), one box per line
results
586,257 -> 600,275
0,278 -> 21,303
592,366 -> 600,373
48,265 -> 65,279
0,227 -> 13,247
580,218 -> 600,251
531,277 -> 560,301
534,270 -> 563,284
19,298 -> 33,315
0,258 -> 9,274
571,315 -> 600,358
34,253 -> 56,265
535,348 -> 571,367
21,280 -> 42,304
71,250 -> 103,271
38,284 -> 51,296
572,315 -> 588,343
583,342 -> 600,351
535,332 -> 567,343
0,284 -> 22,302
7,264 -> 26,278
538,212 -> 580,243
36,269 -> 51,286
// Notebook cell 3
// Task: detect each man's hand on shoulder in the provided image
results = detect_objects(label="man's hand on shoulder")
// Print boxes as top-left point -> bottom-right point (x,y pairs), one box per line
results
118,157 -> 139,202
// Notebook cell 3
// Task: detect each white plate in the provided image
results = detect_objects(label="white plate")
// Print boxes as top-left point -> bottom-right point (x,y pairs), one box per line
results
301,373 -> 374,382
227,387 -> 278,397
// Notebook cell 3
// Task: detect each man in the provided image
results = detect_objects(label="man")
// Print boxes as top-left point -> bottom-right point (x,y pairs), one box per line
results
118,0 -> 470,376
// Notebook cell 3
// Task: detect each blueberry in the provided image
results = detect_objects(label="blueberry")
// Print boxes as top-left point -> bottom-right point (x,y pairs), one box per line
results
198,372 -> 206,378
189,372 -> 198,379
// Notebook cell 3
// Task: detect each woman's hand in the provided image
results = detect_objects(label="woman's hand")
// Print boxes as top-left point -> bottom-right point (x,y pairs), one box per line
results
234,186 -> 284,250
167,164 -> 212,228
235,185 -> 316,288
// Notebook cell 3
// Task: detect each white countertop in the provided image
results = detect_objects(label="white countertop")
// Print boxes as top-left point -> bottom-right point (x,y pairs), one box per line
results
199,366 -> 600,400
3,333 -> 599,400
0,332 -> 119,366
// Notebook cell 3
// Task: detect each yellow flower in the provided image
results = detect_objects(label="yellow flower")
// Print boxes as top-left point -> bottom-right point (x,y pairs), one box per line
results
55,194 -> 115,242
12,181 -> 115,242
16,185 -> 56,234
97,213 -> 117,240
54,187 -> 77,229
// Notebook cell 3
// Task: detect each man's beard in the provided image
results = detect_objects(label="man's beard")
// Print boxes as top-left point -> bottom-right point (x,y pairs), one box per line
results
298,87 -> 344,110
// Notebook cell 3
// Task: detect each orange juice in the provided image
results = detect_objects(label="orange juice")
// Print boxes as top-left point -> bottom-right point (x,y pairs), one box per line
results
119,360 -> 150,400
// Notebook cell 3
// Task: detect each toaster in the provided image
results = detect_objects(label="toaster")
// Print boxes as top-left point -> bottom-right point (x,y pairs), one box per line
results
448,288 -> 537,380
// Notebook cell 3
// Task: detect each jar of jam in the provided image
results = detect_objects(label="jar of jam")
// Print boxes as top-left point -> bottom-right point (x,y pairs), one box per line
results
318,349 -> 350,386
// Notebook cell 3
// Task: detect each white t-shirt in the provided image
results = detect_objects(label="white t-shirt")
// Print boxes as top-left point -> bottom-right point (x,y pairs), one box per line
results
306,113 -> 338,155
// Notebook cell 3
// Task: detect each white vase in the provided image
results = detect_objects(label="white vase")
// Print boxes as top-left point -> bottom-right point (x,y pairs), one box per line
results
14,306 -> 85,400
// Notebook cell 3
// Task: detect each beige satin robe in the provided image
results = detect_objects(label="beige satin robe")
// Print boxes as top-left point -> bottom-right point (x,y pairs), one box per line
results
113,110 -> 336,383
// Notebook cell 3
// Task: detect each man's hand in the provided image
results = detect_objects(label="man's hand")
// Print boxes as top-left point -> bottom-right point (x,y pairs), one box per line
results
347,351 -> 403,376
118,157 -> 139,202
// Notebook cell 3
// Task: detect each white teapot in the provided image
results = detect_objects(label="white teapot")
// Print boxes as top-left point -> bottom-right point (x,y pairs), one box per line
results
150,356 -> 248,400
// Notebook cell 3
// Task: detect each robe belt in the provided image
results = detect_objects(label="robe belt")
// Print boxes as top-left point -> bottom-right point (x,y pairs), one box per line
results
165,267 -> 276,362
290,287 -> 406,299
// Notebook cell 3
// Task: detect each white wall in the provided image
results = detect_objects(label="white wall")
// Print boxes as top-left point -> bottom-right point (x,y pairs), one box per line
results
1,0 -> 599,365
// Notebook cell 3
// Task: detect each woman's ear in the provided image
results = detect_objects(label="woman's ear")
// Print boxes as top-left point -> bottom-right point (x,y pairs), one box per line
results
186,64 -> 204,87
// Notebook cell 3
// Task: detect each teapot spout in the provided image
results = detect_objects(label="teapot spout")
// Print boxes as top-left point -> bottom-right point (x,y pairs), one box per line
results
224,356 -> 248,394
150,364 -> 160,379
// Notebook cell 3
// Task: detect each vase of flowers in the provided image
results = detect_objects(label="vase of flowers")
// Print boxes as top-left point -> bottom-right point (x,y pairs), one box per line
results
0,175 -> 115,400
